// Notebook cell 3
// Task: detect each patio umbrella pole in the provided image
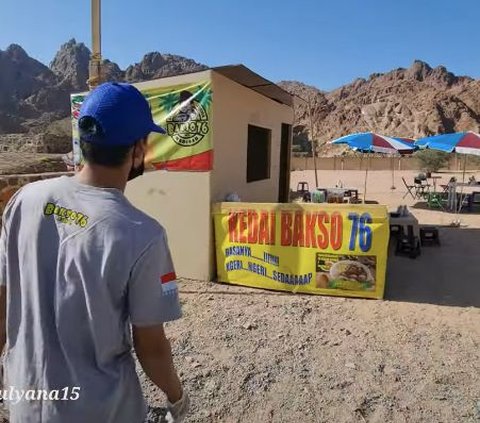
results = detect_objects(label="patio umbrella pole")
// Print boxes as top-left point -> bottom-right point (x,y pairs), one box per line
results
363,157 -> 368,203
455,155 -> 468,218
391,156 -> 396,190
307,99 -> 319,188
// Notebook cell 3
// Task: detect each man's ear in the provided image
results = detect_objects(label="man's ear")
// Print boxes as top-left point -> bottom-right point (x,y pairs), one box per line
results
132,138 -> 147,167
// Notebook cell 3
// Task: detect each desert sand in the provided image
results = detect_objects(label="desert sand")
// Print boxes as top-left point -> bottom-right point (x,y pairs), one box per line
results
139,170 -> 480,422
0,170 -> 478,423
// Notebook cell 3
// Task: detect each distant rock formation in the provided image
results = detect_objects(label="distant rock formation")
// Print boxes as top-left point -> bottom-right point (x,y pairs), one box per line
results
0,40 -> 207,154
279,60 -> 480,155
1,40 -> 479,160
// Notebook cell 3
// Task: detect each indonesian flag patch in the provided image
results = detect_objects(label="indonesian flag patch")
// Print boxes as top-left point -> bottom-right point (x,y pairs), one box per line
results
160,272 -> 178,294
161,272 -> 177,284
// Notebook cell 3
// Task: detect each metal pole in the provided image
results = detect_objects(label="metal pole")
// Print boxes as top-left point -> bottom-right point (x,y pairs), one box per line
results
363,156 -> 368,203
391,156 -> 396,190
88,0 -> 102,90
307,98 -> 319,188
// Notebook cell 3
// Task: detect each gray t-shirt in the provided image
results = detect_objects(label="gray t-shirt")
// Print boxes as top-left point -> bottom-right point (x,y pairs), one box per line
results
0,176 -> 181,423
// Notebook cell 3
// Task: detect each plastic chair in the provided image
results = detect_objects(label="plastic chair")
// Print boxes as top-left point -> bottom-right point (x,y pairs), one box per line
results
395,225 -> 421,259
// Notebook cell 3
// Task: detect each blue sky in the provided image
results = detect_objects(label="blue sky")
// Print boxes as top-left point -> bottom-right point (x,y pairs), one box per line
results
1,0 -> 478,90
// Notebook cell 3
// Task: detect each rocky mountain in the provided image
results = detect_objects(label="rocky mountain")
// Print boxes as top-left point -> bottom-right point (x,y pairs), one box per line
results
0,39 -> 207,153
1,40 -> 479,159
125,52 -> 207,83
0,44 -> 61,134
279,60 -> 480,155
50,39 -> 91,91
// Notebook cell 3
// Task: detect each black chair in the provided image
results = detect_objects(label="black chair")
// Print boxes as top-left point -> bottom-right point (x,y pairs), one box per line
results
420,226 -> 440,246
345,189 -> 359,204
389,224 -> 403,237
296,181 -> 310,194
414,177 -> 430,199
458,193 -> 474,213
395,225 -> 421,259
472,192 -> 480,207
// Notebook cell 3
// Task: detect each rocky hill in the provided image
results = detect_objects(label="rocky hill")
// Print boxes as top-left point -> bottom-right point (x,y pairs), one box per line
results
280,60 -> 480,155
0,39 -> 207,154
1,40 -> 479,160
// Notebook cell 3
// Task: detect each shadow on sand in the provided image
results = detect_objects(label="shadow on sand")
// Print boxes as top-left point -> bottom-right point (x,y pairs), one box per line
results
411,200 -> 480,214
385,226 -> 480,308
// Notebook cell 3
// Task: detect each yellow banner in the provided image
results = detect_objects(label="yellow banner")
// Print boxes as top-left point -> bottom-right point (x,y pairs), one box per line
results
213,203 -> 390,299
70,79 -> 212,171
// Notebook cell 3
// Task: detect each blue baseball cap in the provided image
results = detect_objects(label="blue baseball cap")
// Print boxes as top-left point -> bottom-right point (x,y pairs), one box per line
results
78,82 -> 165,147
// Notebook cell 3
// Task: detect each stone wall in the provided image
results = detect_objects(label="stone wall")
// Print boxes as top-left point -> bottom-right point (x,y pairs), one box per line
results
0,132 -> 72,154
0,172 -> 73,222
291,156 -> 480,172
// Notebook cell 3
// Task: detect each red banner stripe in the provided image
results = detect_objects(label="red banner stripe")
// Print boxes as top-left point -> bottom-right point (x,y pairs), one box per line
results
161,272 -> 177,283
152,150 -> 213,171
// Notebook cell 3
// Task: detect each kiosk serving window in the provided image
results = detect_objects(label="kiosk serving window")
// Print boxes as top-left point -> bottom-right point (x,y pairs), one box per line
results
247,124 -> 271,182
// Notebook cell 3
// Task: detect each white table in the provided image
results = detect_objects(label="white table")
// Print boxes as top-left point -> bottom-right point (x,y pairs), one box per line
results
446,182 -> 480,212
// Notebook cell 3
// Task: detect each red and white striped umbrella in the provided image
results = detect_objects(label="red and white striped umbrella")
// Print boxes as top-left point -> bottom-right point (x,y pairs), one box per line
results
330,132 -> 416,155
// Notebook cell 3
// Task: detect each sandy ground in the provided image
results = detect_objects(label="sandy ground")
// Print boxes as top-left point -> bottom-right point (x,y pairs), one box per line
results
139,170 -> 480,422
291,169 -> 480,229
1,170 -> 478,422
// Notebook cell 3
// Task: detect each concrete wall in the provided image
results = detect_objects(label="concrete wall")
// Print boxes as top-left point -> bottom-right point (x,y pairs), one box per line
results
0,172 -> 73,223
0,169 -> 213,280
125,170 -> 213,281
210,72 -> 294,203
291,156 -> 480,172
125,71 -> 294,279
124,71 -> 215,280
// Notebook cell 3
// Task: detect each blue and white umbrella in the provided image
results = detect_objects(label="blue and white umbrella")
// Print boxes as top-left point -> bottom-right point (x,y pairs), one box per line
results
416,131 -> 480,217
416,131 -> 480,156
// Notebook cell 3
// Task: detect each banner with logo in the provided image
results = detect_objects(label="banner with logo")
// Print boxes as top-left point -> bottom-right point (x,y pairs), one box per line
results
213,203 -> 390,299
70,79 -> 213,171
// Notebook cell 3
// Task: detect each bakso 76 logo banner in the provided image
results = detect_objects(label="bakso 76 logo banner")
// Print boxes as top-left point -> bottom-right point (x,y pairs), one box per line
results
70,80 -> 213,171
213,203 -> 390,299
143,80 -> 213,171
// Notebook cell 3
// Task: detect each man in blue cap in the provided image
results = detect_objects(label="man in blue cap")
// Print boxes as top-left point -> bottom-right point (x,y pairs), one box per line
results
0,83 -> 189,422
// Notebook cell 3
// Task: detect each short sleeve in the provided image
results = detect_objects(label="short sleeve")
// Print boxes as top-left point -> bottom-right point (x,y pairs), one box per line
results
0,189 -> 22,286
0,218 -> 6,286
127,231 -> 182,326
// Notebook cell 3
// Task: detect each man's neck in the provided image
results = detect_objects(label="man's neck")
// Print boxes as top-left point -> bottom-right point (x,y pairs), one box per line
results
75,164 -> 127,192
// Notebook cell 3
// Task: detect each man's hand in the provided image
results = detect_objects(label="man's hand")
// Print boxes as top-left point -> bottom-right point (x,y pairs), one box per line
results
132,324 -> 184,405
166,390 -> 190,423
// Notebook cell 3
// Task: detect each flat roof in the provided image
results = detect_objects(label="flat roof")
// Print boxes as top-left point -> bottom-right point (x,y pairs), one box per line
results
72,64 -> 293,107
212,64 -> 293,107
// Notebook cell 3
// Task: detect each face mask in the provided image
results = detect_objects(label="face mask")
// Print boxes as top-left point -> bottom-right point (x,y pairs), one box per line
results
127,145 -> 145,181
127,160 -> 144,181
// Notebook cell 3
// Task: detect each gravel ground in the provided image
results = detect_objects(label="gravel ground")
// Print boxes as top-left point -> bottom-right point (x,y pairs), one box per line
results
140,280 -> 480,423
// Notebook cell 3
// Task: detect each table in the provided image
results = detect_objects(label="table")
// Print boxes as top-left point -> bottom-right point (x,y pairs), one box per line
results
446,182 -> 480,212
389,213 -> 420,238
328,188 -> 359,203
